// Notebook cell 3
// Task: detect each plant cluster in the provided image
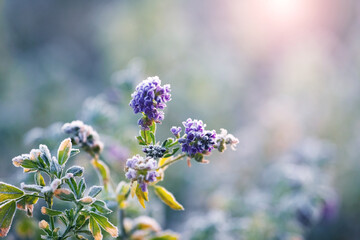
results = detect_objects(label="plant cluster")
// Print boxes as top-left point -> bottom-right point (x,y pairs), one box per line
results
0,76 -> 238,240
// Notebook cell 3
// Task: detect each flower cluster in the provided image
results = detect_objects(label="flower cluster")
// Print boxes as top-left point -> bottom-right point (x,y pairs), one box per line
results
129,76 -> 171,130
214,128 -> 239,152
125,155 -> 159,192
142,145 -> 167,159
62,120 -> 104,155
177,118 -> 217,157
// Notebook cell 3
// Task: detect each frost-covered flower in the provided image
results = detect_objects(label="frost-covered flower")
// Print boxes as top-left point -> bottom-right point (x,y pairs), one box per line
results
214,128 -> 239,152
143,145 -> 167,159
62,120 -> 104,155
129,76 -> 171,130
124,155 -> 159,192
177,118 -> 216,157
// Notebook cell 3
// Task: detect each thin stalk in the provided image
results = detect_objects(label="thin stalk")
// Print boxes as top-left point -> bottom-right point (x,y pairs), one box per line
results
46,200 -> 55,232
157,154 -> 186,170
117,208 -> 127,240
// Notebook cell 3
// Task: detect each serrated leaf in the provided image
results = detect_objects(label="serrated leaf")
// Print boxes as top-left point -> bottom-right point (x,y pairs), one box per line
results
41,206 -> 63,216
135,184 -> 148,209
57,138 -> 72,165
0,182 -> 24,203
90,212 -> 118,237
88,186 -> 103,198
91,200 -> 112,214
153,186 -> 184,210
0,200 -> 16,237
54,189 -> 76,201
89,216 -> 102,240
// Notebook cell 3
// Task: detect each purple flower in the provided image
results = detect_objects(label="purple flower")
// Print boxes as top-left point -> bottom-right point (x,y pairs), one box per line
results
170,126 -> 182,137
124,154 -> 159,192
129,76 -> 171,130
177,118 -> 217,157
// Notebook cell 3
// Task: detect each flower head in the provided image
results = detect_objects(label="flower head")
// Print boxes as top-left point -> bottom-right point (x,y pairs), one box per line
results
214,128 -> 239,152
177,118 -> 217,157
124,155 -> 159,192
129,76 -> 171,130
170,126 -> 182,138
142,145 -> 167,159
62,120 -> 103,155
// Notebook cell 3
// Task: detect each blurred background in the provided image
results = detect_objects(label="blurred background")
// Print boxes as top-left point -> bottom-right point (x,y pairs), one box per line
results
1,0 -> 360,239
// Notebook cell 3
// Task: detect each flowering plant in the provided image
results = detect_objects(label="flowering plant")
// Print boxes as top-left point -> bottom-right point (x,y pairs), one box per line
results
0,76 -> 238,240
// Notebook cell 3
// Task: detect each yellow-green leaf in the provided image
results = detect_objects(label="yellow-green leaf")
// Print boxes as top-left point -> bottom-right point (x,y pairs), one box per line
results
0,182 -> 24,203
135,185 -> 148,209
91,159 -> 110,191
153,186 -> 184,211
0,200 -> 17,237
57,138 -> 72,165
90,212 -> 118,237
89,216 -> 102,240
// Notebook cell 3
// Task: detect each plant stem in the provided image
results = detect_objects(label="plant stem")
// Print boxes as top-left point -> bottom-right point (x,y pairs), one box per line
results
117,208 -> 127,240
59,205 -> 83,240
157,154 -> 186,170
46,199 -> 55,232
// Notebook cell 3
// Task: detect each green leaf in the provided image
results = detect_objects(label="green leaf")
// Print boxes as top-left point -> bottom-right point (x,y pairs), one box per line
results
88,186 -> 103,198
57,138 -> 72,165
66,166 -> 84,177
0,182 -> 24,203
0,200 -> 16,237
163,148 -> 180,158
90,212 -> 118,237
91,200 -> 112,214
150,121 -> 156,133
150,132 -> 156,145
89,216 -> 102,240
75,213 -> 88,229
17,194 -> 39,216
70,149 -> 80,158
20,183 -> 42,193
41,206 -> 63,216
54,189 -> 76,201
34,172 -> 46,186
136,136 -> 146,145
153,186 -> 184,210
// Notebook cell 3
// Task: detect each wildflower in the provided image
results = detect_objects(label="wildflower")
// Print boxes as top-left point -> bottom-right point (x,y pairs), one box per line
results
62,120 -> 104,155
124,155 -> 159,192
170,126 -> 182,138
142,145 -> 167,159
129,76 -> 171,130
214,128 -> 239,152
177,118 -> 216,157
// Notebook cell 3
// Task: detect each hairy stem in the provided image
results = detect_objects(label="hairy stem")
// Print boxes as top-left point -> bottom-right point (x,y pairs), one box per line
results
157,154 -> 186,170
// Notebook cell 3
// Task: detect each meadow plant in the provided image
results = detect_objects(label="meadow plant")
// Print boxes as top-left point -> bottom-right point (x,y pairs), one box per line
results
0,76 -> 238,240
